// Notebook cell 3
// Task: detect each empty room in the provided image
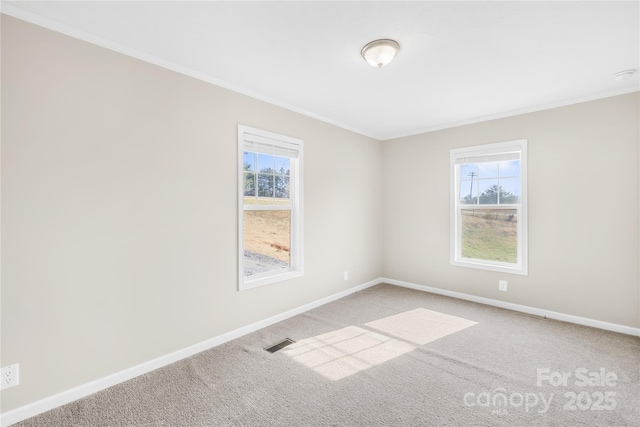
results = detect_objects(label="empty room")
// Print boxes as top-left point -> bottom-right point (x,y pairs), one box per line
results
1,2 -> 639,426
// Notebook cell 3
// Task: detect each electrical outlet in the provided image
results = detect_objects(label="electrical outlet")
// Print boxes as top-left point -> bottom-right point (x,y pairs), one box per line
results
499,280 -> 508,292
1,364 -> 19,390
344,271 -> 349,281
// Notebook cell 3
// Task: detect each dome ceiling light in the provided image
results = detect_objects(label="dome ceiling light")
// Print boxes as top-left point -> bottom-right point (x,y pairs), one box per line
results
361,39 -> 400,68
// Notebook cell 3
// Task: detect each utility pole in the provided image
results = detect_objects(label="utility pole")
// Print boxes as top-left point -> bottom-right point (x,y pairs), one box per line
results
468,172 -> 477,201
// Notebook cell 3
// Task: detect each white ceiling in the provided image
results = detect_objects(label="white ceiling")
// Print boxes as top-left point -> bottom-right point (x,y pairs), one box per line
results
3,1 -> 639,140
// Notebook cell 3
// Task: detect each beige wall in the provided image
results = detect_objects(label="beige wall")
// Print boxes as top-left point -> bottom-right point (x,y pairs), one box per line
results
1,15 -> 383,411
383,92 -> 639,329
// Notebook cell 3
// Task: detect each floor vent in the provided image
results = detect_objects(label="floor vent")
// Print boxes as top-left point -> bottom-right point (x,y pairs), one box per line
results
264,338 -> 295,353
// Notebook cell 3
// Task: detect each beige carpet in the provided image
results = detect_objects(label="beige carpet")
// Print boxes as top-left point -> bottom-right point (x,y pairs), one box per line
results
15,284 -> 640,426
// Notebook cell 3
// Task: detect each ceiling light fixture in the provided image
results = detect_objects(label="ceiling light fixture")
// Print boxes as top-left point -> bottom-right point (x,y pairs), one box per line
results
361,39 -> 400,68
612,69 -> 637,81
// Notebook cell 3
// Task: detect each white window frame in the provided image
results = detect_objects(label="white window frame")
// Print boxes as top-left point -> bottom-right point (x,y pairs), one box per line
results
238,125 -> 304,291
450,139 -> 528,275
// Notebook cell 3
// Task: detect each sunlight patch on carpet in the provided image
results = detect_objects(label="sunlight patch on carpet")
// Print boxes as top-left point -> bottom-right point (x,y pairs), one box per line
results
365,308 -> 478,345
282,326 -> 415,381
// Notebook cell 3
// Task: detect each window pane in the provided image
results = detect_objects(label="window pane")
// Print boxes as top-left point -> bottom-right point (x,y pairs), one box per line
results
459,178 -> 479,205
258,153 -> 274,173
498,177 -> 520,204
243,152 -> 255,172
275,156 -> 290,176
478,180 -> 499,204
499,160 -> 520,178
275,175 -> 290,199
459,163 -> 478,180
244,210 -> 291,276
258,173 -> 274,198
478,162 -> 498,178
461,208 -> 517,263
243,172 -> 255,197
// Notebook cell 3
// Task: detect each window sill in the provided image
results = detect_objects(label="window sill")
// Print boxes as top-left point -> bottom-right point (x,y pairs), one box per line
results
452,258 -> 528,276
239,269 -> 304,291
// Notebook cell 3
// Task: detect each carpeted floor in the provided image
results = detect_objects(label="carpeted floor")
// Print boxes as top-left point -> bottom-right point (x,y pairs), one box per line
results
15,284 -> 640,426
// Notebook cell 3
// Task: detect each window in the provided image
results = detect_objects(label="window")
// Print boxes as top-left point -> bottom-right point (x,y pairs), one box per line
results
450,139 -> 528,275
238,125 -> 303,290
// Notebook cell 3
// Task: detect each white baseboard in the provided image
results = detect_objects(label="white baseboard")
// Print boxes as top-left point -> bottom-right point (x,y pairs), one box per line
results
3,276 -> 638,426
381,277 -> 640,337
0,278 -> 381,427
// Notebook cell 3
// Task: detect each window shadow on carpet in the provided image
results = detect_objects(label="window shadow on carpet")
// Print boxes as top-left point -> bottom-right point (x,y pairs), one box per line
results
282,308 -> 478,381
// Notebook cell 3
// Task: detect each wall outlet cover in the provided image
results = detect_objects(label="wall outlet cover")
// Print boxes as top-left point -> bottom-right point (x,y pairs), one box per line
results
1,364 -> 19,390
